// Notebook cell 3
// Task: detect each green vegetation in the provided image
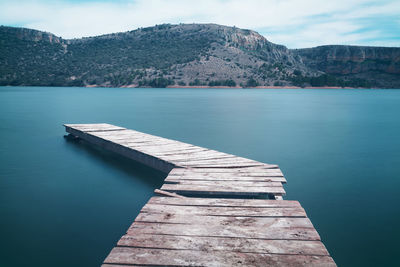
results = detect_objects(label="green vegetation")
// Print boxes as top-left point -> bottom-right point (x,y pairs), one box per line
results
138,77 -> 174,88
189,79 -> 206,86
290,74 -> 372,88
178,81 -> 186,86
208,79 -> 236,87
246,78 -> 259,87
0,25 -> 219,86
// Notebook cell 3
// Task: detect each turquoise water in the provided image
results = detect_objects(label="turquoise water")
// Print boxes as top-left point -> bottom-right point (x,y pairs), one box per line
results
0,87 -> 399,266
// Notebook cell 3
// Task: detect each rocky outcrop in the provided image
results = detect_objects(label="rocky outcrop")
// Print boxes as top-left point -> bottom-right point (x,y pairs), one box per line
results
0,25 -> 65,44
293,45 -> 400,75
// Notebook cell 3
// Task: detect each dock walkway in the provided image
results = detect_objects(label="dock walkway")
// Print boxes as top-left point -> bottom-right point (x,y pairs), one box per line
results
64,123 -> 336,266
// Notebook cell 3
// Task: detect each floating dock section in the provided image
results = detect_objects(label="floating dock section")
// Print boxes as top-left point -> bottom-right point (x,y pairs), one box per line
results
64,123 -> 336,266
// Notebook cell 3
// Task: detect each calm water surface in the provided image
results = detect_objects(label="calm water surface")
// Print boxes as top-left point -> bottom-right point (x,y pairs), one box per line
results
0,87 -> 399,267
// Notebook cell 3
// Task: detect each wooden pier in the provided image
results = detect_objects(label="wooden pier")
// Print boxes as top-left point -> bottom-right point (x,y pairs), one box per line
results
64,123 -> 336,266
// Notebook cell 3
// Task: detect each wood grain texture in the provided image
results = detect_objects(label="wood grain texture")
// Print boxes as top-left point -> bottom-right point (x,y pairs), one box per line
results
161,183 -> 286,195
117,234 -> 330,256
147,196 -> 300,207
140,203 -> 303,217
103,247 -> 336,267
134,212 -> 314,228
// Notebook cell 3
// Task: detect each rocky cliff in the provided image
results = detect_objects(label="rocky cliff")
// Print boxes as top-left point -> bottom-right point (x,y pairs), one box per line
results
293,45 -> 400,87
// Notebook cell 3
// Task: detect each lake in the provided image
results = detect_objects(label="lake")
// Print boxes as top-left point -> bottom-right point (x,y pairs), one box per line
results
0,86 -> 399,266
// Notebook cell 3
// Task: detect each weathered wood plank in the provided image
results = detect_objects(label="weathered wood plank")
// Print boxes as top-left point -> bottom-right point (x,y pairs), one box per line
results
165,180 -> 283,187
185,164 -> 268,169
168,173 -> 285,179
94,135 -> 173,144
103,247 -> 336,266
150,147 -> 209,156
117,234 -> 330,256
165,175 -> 287,183
168,172 -> 284,179
146,149 -> 209,157
147,197 -> 300,207
90,131 -> 143,138
140,203 -> 302,217
160,154 -> 237,162
154,189 -> 186,198
127,143 -> 197,151
158,149 -> 232,157
64,123 -> 126,132
177,158 -> 264,165
135,213 -> 314,228
128,222 -> 320,241
64,123 -> 122,128
169,167 -> 283,176
161,183 -> 286,195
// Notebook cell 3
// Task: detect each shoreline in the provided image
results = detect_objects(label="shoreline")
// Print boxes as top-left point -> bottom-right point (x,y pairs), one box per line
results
124,84 -> 367,89
0,85 -> 380,89
167,85 -> 361,89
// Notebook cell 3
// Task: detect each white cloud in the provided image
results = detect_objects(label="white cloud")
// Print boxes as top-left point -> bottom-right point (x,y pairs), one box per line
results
0,0 -> 399,47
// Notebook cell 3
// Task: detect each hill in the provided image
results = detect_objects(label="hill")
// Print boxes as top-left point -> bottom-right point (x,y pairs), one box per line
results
0,24 -> 399,88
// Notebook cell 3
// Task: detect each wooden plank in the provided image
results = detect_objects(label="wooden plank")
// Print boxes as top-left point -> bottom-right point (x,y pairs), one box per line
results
161,183 -> 285,195
165,175 -> 287,183
162,149 -> 232,156
169,167 -> 283,175
147,197 -> 300,208
104,247 -> 336,266
168,171 -> 283,178
114,140 -> 179,148
172,161 -> 265,168
91,129 -> 158,137
135,213 -> 314,228
91,135 -> 177,146
165,180 -> 283,187
94,133 -> 172,143
90,136 -> 170,144
150,147 -> 209,156
159,149 -> 231,157
127,143 -> 196,151
64,123 -> 120,128
90,131 -> 142,137
185,163 -> 267,168
168,172 -> 285,177
117,234 -> 330,256
140,203 -> 301,217
81,128 -> 126,132
167,170 -> 285,177
128,222 -> 319,240
160,154 -> 237,162
154,189 -> 186,198
168,172 -> 285,178
189,165 -> 281,170
64,123 -> 126,132
177,157 -> 263,165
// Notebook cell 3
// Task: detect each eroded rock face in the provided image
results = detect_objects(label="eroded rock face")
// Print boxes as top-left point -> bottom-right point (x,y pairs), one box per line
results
1,26 -> 65,44
293,45 -> 400,75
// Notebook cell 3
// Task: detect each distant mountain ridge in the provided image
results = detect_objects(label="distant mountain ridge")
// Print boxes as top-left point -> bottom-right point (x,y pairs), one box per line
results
1,24 -> 399,88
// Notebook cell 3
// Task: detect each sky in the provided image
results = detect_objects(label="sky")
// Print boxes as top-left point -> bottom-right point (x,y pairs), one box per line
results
0,0 -> 399,48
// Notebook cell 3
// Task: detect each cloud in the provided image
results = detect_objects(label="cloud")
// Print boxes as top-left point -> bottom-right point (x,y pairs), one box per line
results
0,0 -> 399,48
